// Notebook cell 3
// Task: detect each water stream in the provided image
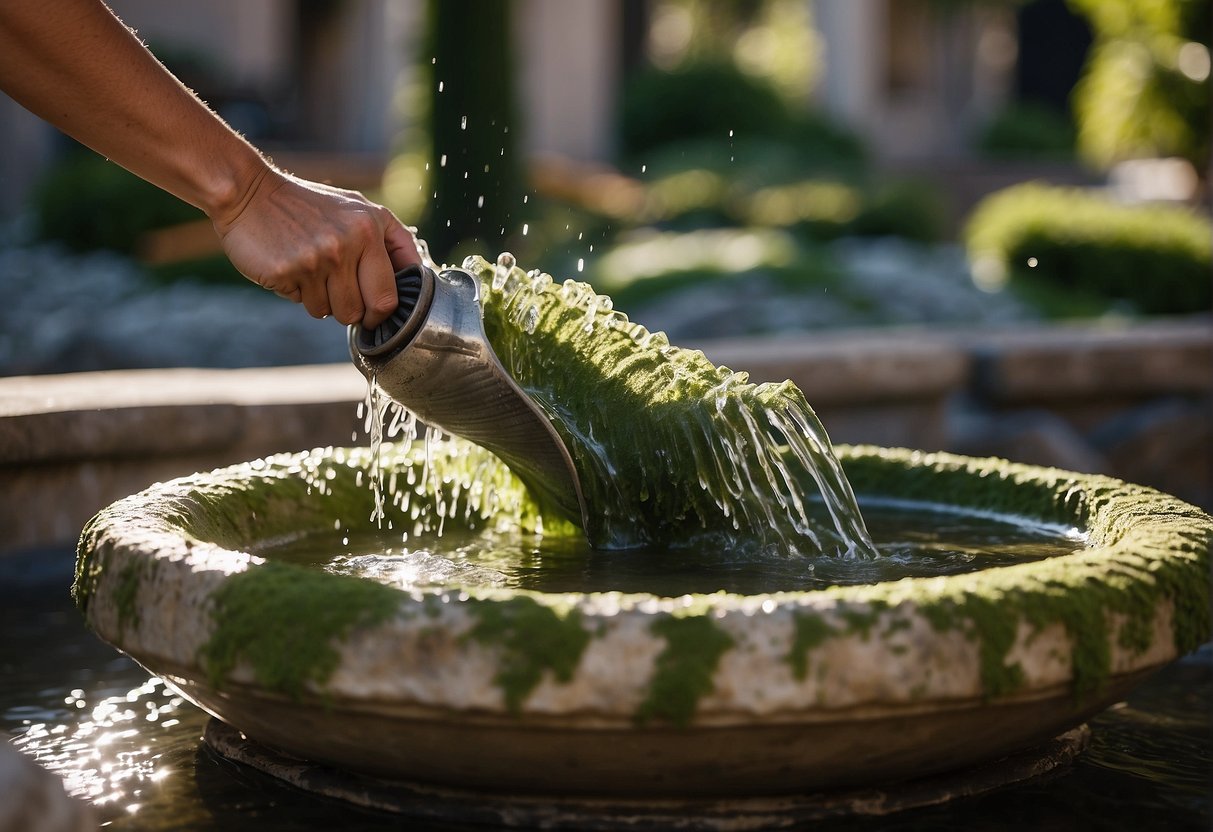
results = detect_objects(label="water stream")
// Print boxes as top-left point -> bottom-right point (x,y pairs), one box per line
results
361,251 -> 878,559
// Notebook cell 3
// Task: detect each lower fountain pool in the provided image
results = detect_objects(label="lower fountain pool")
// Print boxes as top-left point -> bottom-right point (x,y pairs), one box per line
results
2,547 -> 1209,831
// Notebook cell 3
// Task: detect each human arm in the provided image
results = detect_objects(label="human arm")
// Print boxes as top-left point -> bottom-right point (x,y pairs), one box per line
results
0,0 -> 419,326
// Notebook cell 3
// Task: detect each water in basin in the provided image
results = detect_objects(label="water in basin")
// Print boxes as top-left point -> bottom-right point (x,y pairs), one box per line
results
258,499 -> 1087,597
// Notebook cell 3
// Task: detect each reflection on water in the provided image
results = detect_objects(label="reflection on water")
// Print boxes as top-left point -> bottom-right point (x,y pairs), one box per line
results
2,548 -> 1208,831
264,499 -> 1088,596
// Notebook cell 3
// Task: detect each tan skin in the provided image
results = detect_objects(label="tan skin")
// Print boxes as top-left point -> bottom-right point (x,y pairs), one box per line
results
0,0 -> 421,328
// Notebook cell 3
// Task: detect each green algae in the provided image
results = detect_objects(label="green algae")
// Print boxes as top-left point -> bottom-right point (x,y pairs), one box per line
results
838,447 -> 1212,702
787,612 -> 834,681
199,562 -> 401,698
72,512 -> 108,613
637,614 -> 734,726
464,254 -> 873,556
113,560 -> 145,637
463,595 -> 592,712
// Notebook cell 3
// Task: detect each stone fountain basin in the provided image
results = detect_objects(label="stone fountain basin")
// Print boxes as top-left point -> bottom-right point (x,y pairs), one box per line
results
74,443 -> 1210,798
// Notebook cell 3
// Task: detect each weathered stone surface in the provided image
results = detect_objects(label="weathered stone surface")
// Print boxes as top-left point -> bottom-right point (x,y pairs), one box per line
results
0,365 -> 365,465
969,320 -> 1212,404
3,320 -> 1211,554
1091,397 -> 1213,509
700,329 -> 970,407
0,366 -> 366,551
951,408 -> 1111,476
73,444 -> 1211,795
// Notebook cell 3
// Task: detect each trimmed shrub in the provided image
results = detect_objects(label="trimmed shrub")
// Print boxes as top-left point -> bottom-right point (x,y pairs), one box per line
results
32,150 -> 204,254
620,60 -> 794,159
976,102 -> 1076,160
618,60 -> 865,170
964,183 -> 1212,315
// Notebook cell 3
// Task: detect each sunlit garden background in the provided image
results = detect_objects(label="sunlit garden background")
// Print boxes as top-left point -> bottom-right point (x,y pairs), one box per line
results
1,6 -> 1210,826
0,0 -> 1207,375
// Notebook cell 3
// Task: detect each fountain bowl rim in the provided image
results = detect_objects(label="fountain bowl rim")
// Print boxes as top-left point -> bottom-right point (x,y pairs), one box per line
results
74,443 -> 1211,734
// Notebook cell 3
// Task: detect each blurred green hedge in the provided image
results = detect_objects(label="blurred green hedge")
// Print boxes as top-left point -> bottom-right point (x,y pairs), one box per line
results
976,102 -> 1076,160
618,60 -> 865,169
965,183 -> 1212,315
32,149 -> 204,254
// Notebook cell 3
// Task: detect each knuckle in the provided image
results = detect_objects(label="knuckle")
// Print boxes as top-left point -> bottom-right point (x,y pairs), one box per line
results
316,235 -> 343,268
368,291 -> 398,316
336,307 -> 364,325
350,210 -> 381,239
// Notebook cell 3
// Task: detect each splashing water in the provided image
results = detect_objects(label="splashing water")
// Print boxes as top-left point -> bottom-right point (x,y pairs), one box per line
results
461,252 -> 877,558
351,239 -> 875,557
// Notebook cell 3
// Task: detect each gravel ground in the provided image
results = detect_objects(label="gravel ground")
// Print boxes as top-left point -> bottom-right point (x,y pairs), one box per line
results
0,236 -> 1036,375
625,237 -> 1036,340
0,244 -> 350,375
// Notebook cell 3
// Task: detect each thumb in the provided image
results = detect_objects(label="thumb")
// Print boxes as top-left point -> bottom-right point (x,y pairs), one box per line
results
357,245 -> 400,329
383,212 -> 424,271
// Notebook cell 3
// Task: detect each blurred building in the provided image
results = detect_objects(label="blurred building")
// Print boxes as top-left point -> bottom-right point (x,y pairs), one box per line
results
0,0 -> 622,219
0,0 -> 1091,220
813,0 -> 1018,160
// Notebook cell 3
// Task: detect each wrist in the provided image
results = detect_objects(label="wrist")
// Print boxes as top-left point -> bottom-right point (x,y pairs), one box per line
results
199,143 -> 276,228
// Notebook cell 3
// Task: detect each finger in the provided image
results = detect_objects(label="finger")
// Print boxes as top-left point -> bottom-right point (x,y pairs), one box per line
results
327,270 -> 366,326
357,245 -> 400,329
383,213 -> 424,271
272,287 -> 302,303
298,280 -> 331,319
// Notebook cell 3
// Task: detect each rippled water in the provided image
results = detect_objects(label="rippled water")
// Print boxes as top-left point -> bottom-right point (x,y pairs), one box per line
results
261,499 -> 1087,596
2,547 -> 1209,831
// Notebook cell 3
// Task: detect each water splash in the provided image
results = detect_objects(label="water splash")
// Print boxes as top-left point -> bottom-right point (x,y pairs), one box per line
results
466,253 -> 878,557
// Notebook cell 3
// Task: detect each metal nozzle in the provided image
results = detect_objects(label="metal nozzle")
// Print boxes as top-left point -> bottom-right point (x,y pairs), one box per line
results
349,264 -> 588,530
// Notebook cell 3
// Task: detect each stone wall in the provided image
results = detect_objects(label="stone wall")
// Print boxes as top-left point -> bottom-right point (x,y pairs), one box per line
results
1,320 -> 1208,555
703,320 -> 1212,512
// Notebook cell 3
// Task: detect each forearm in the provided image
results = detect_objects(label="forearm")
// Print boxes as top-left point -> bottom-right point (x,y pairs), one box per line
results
0,0 -> 267,221
1,0 -> 418,328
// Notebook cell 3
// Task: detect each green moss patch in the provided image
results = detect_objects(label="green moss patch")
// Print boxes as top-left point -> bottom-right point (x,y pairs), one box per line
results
199,562 -> 402,699
787,612 -> 834,681
463,596 -> 592,712
637,615 -> 734,726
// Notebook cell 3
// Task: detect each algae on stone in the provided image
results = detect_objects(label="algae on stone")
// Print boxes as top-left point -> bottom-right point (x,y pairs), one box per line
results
636,614 -> 735,726
463,595 -> 592,712
75,439 -> 1212,717
199,562 -> 401,698
834,447 -> 1212,702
